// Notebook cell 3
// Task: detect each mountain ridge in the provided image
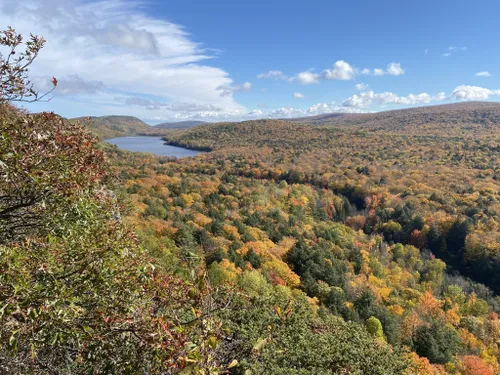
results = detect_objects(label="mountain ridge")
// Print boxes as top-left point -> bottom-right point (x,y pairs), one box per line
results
286,101 -> 500,132
70,115 -> 152,139
154,120 -> 207,130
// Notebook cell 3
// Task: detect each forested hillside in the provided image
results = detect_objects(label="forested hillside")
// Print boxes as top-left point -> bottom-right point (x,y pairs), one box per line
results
154,120 -> 207,130
109,102 -> 500,374
165,110 -> 500,296
70,115 -> 153,139
3,26 -> 500,375
289,102 -> 500,135
163,119 -> 334,151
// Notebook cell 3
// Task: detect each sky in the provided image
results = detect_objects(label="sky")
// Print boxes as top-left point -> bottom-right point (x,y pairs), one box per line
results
3,0 -> 500,123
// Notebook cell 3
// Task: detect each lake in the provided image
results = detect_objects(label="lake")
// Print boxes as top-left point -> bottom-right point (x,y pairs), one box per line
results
105,136 -> 203,158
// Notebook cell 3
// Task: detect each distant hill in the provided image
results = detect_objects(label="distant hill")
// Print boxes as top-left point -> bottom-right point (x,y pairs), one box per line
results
288,112 -> 349,125
288,101 -> 500,135
71,115 -> 152,139
163,119 -> 333,151
164,101 -> 500,152
154,120 -> 207,130
74,101 -> 500,141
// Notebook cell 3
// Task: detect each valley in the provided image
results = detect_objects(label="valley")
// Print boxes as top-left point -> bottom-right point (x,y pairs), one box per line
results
101,102 -> 500,374
3,8 -> 500,374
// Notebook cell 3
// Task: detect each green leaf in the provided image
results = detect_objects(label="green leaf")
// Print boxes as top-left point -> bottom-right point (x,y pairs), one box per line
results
252,337 -> 269,353
207,336 -> 218,349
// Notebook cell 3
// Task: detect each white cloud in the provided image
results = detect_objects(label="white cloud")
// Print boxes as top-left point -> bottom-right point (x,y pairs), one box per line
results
355,83 -> 369,91
97,24 -> 160,55
387,63 -> 405,76
217,82 -> 252,97
124,97 -> 224,112
235,82 -> 253,92
282,61 -> 405,87
248,109 -> 264,117
9,2 -> 484,123
443,46 -> 466,57
451,85 -> 500,101
308,102 -> 337,113
157,85 -> 496,121
476,71 -> 492,77
322,60 -> 355,80
343,90 -> 446,108
33,75 -> 104,96
362,63 -> 405,77
267,102 -> 364,119
293,92 -> 305,99
342,92 -> 373,108
4,0 -> 246,119
433,92 -> 448,101
289,71 -> 320,85
257,70 -> 287,80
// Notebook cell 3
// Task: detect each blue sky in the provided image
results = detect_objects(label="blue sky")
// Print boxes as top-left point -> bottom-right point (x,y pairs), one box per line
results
4,0 -> 500,123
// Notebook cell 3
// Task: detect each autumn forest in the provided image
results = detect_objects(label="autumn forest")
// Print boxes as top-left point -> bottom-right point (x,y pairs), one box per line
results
3,27 -> 500,375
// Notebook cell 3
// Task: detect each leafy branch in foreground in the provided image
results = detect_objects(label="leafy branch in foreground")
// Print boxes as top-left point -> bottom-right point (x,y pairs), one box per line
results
0,106 -> 228,374
0,27 -> 56,103
0,107 -> 106,243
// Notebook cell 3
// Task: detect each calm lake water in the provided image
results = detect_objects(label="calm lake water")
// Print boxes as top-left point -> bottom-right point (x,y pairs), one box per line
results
105,136 -> 203,158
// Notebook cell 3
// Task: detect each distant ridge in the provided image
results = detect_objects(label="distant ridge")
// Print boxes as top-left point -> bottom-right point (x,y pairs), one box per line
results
163,119 -> 324,151
286,101 -> 500,133
163,101 -> 500,152
73,101 -> 500,140
71,115 -> 152,139
154,120 -> 207,130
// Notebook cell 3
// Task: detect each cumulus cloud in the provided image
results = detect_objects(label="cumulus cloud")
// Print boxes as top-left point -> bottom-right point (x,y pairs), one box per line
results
451,85 -> 500,101
387,63 -> 405,76
257,70 -> 287,80
362,63 -> 405,76
248,109 -> 264,117
476,71 -> 492,77
343,90 -> 446,108
266,107 -> 305,118
266,61 -> 405,89
433,92 -> 448,101
288,61 -> 405,84
322,60 -> 355,80
289,71 -> 320,85
355,83 -> 369,91
293,92 -> 305,99
267,102 -> 364,119
4,0 -> 246,119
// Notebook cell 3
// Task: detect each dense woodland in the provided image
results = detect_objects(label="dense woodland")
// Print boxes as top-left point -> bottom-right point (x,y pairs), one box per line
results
107,120 -> 500,374
70,115 -> 156,139
3,28 -> 500,375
